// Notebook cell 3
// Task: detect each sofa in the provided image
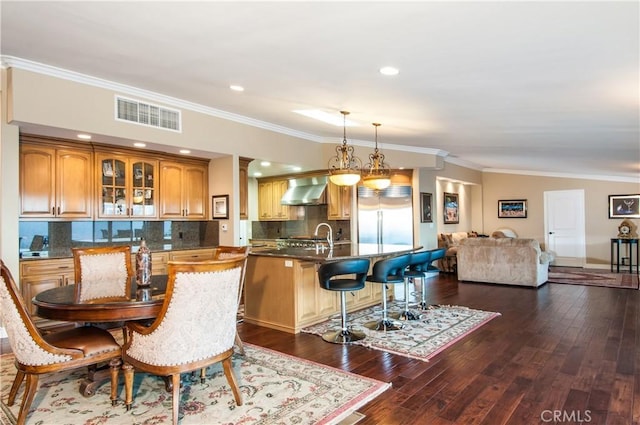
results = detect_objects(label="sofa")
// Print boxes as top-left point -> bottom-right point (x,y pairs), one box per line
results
437,231 -> 479,273
457,237 -> 553,287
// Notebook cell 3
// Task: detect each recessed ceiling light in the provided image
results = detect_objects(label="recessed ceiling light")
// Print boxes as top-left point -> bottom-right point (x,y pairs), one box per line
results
291,166 -> 302,172
260,161 -> 271,167
293,110 -> 359,126
77,133 -> 91,140
253,172 -> 263,177
133,142 -> 146,148
230,85 -> 244,92
179,149 -> 191,154
379,66 -> 399,76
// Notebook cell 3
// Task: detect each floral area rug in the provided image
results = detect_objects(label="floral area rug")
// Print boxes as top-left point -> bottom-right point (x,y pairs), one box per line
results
548,266 -> 639,289
302,305 -> 500,362
0,343 -> 390,425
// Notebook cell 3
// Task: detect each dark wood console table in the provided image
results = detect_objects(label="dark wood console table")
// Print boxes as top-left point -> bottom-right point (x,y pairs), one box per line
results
610,238 -> 639,274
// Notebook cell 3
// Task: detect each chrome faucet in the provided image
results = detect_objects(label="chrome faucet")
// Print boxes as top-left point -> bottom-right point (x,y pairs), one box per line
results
314,222 -> 334,250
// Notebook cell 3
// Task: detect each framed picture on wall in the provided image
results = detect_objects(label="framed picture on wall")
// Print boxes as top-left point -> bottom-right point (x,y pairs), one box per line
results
609,194 -> 640,218
420,192 -> 433,223
212,194 -> 229,219
498,199 -> 528,218
443,192 -> 459,224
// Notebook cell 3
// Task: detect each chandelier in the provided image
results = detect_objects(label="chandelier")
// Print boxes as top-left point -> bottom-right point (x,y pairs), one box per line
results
328,111 -> 362,186
362,123 -> 391,190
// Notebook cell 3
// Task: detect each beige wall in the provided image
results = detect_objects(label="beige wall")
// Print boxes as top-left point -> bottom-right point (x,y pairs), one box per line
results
482,172 -> 639,266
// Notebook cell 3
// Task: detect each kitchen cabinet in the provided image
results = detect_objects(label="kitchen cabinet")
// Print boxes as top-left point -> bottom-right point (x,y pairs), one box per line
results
257,179 -> 293,221
169,248 -> 215,261
96,153 -> 158,219
20,143 -> 93,219
130,251 -> 169,276
239,157 -> 252,220
20,258 -> 75,326
327,180 -> 352,220
159,161 -> 209,220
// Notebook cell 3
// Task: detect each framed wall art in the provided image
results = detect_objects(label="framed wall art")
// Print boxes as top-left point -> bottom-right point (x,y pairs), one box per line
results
608,194 -> 640,218
498,199 -> 527,218
443,192 -> 459,224
420,192 -> 433,223
212,194 -> 229,219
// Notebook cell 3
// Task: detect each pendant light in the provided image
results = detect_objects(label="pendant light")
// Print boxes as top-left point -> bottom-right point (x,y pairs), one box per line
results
362,123 -> 391,190
328,111 -> 362,186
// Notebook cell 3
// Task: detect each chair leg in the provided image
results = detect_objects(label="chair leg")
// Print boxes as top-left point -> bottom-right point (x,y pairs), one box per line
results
200,367 -> 207,384
7,370 -> 25,406
123,363 -> 134,411
398,277 -> 421,320
171,373 -> 181,425
234,331 -> 245,356
365,284 -> 404,331
109,357 -> 121,406
322,291 -> 366,344
222,356 -> 243,406
17,373 -> 39,425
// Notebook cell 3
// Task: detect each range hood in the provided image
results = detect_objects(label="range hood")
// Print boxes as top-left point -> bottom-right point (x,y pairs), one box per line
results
280,176 -> 328,205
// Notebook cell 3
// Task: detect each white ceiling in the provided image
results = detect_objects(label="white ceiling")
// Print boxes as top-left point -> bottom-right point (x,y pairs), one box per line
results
1,1 -> 638,181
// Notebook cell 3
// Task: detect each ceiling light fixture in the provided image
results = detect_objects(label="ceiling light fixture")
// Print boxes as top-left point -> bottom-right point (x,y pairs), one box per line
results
328,111 -> 362,186
362,123 -> 391,190
379,66 -> 399,76
77,133 -> 91,140
230,85 -> 244,92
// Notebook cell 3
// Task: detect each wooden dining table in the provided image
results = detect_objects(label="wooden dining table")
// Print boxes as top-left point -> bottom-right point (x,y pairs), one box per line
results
32,275 -> 168,397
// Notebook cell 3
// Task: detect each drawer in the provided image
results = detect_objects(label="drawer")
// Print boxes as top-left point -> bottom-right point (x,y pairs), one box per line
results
20,258 -> 74,276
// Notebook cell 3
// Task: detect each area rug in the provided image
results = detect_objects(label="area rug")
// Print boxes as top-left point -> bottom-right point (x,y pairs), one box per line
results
0,343 -> 390,425
301,305 -> 500,362
548,266 -> 639,289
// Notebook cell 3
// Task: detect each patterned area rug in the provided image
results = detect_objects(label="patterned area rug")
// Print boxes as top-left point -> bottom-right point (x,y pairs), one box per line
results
0,343 -> 389,425
548,267 -> 640,289
302,305 -> 500,362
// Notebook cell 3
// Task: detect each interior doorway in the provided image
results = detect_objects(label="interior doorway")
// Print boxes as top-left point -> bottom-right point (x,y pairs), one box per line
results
544,189 -> 586,267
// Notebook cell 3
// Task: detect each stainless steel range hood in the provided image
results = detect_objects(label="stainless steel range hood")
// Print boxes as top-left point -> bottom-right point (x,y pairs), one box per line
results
280,175 -> 328,205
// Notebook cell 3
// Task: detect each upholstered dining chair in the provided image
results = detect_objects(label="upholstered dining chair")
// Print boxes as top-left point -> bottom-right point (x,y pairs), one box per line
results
122,257 -> 245,425
71,245 -> 133,303
0,260 -> 121,425
212,245 -> 250,355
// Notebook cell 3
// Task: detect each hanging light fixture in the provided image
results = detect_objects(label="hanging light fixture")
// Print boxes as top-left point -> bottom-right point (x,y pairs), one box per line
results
362,122 -> 391,190
328,111 -> 362,186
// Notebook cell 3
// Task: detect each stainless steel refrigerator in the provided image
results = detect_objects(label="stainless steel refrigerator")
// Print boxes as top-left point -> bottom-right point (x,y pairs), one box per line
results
357,185 -> 413,247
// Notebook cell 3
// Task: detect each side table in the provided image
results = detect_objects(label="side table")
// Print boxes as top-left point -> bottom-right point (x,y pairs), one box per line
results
610,238 -> 639,274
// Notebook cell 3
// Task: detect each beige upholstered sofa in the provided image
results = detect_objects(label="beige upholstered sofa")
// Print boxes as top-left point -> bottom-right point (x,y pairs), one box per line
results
457,237 -> 553,287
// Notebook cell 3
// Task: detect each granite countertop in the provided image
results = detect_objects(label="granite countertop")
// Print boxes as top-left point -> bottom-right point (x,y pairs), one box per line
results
249,243 -> 421,262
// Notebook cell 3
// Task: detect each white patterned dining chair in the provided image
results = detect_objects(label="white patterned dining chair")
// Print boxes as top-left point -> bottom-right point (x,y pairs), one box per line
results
0,260 -> 121,425
72,245 -> 133,303
122,257 -> 245,425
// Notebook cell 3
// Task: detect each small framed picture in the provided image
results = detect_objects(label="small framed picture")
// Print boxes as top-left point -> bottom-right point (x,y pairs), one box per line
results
609,194 -> 640,218
212,194 -> 229,219
420,192 -> 432,223
498,199 -> 527,218
443,192 -> 459,224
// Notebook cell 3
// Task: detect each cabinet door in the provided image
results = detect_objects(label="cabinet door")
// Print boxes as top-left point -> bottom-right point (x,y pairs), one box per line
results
56,149 -> 93,218
20,258 -> 75,317
97,154 -> 128,218
258,181 -> 274,220
159,162 -> 185,219
295,261 -> 337,326
327,181 -> 351,219
20,145 -> 56,217
130,160 -> 158,218
239,158 -> 251,220
21,274 -> 63,316
169,249 -> 215,261
272,180 -> 290,219
183,165 -> 207,219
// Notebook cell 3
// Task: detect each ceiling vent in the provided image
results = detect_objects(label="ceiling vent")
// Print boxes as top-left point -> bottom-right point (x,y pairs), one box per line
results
115,96 -> 181,132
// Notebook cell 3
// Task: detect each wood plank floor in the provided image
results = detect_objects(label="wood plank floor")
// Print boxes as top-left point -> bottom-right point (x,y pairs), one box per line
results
238,273 -> 640,425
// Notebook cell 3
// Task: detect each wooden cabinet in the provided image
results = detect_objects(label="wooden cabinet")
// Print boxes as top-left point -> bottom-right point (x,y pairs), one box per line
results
239,157 -> 252,220
159,161 -> 208,220
169,248 -> 215,262
257,179 -> 293,221
96,153 -> 158,219
20,258 -> 75,323
20,143 -> 93,219
327,181 -> 352,220
130,251 -> 169,276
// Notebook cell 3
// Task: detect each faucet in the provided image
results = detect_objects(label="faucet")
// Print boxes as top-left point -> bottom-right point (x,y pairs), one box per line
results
314,223 -> 333,250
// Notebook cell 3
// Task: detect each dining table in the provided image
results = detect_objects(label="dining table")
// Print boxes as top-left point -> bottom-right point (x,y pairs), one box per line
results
32,275 -> 168,397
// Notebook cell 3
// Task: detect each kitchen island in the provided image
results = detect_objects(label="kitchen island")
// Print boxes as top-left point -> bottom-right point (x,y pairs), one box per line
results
244,243 -> 420,333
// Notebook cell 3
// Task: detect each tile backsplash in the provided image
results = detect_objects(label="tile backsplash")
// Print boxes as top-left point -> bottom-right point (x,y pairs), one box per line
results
251,205 -> 350,240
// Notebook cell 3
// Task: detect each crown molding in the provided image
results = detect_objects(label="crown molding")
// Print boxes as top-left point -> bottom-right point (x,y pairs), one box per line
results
483,168 -> 639,183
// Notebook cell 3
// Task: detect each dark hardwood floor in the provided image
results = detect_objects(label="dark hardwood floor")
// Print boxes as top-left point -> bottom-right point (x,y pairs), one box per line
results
238,273 -> 640,425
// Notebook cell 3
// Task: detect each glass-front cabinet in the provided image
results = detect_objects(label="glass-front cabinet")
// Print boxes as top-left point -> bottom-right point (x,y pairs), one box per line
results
97,153 -> 158,219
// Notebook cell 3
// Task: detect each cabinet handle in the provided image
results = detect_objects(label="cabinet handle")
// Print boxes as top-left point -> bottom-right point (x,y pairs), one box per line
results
57,206 -> 60,215
52,206 -> 55,214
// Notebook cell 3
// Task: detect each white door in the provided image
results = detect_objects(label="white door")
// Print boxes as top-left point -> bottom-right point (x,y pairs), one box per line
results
544,189 -> 586,267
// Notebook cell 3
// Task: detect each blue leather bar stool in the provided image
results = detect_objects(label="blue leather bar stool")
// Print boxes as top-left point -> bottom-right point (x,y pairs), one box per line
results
317,258 -> 371,344
364,253 -> 412,331
427,248 -> 446,273
403,250 -> 432,314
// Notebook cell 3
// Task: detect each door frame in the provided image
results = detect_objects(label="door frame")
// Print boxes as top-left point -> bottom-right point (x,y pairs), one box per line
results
544,189 -> 586,267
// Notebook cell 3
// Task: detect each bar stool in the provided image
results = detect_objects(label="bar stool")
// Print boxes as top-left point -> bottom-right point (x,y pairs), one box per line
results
364,253 -> 412,331
403,250 -> 432,313
317,258 -> 371,344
